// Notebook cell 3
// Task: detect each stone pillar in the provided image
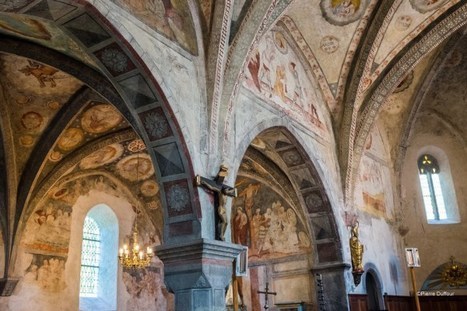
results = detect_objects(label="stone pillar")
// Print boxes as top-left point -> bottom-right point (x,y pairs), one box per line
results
157,239 -> 243,311
312,263 -> 351,311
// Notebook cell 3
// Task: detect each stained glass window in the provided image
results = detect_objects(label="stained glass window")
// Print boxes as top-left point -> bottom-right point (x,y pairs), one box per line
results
418,154 -> 447,221
79,216 -> 101,297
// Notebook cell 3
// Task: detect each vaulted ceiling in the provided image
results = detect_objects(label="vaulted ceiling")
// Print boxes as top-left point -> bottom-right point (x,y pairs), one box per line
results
0,0 -> 466,254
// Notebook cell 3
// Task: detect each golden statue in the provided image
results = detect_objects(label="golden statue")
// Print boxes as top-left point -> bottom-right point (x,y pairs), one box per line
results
349,221 -> 364,272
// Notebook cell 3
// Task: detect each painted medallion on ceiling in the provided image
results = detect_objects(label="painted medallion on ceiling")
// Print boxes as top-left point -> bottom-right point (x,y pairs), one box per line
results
243,31 -> 329,138
320,0 -> 369,26
409,0 -> 449,13
0,53 -> 82,175
114,0 -> 197,54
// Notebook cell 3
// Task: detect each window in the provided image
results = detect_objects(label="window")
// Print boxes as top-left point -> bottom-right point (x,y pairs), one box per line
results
78,204 -> 118,311
417,153 -> 458,223
80,216 -> 101,297
418,154 -> 446,220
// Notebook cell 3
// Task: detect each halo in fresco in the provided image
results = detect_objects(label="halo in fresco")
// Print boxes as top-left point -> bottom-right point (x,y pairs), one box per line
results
79,143 -> 124,169
409,0 -> 448,13
320,0 -> 369,26
81,104 -> 123,134
274,32 -> 288,54
116,153 -> 154,181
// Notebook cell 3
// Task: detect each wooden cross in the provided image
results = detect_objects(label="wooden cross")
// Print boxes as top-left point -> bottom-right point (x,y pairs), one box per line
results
257,282 -> 277,310
195,165 -> 237,241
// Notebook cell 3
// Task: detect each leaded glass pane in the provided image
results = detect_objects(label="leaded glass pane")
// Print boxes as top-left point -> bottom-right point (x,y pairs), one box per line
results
80,216 -> 100,297
419,174 -> 435,220
81,239 -> 100,266
432,174 -> 447,220
80,266 -> 99,297
83,217 -> 100,241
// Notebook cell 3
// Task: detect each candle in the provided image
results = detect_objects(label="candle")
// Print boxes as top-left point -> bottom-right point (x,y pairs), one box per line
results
147,247 -> 153,255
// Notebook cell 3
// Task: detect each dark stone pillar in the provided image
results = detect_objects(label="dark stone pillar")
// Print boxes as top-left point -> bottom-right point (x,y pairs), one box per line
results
0,278 -> 19,296
157,239 -> 243,311
312,263 -> 351,311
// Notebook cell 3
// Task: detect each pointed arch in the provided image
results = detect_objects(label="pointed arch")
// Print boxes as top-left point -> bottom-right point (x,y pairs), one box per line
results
233,126 -> 342,265
0,2 -> 203,278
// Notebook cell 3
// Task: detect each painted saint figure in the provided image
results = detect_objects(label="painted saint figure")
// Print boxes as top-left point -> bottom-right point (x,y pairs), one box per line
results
333,0 -> 357,18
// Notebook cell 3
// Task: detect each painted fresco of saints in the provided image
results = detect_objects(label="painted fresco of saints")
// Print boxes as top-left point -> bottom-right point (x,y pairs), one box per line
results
321,0 -> 368,26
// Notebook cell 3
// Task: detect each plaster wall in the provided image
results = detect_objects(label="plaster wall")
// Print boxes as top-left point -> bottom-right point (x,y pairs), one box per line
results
350,217 -> 409,296
401,130 -> 467,294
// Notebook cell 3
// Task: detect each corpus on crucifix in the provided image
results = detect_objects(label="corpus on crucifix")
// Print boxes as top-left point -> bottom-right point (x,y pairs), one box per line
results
195,165 -> 237,241
257,282 -> 277,310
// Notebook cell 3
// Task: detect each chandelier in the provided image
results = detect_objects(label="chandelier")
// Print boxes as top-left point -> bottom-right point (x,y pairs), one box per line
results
118,222 -> 154,269
442,256 -> 467,288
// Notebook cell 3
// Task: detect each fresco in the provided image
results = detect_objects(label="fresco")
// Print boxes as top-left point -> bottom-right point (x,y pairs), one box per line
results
81,104 -> 124,134
40,101 -> 130,178
354,128 -> 394,218
23,254 -> 67,293
23,200 -> 72,256
320,0 -> 370,26
232,176 -> 311,262
79,143 -> 125,169
0,13 -> 97,68
243,31 -> 328,137
123,265 -> 174,311
0,53 -> 83,176
114,0 -> 197,54
409,0 -> 449,13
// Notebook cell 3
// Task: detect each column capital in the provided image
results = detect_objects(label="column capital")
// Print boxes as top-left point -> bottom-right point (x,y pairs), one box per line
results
157,238 -> 244,266
156,239 -> 244,310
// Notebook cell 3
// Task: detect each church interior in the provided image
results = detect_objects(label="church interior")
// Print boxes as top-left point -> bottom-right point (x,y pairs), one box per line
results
0,0 -> 466,310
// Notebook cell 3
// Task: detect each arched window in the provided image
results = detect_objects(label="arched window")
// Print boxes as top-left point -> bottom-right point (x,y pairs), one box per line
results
79,205 -> 118,311
418,154 -> 446,221
417,151 -> 459,224
80,216 -> 101,297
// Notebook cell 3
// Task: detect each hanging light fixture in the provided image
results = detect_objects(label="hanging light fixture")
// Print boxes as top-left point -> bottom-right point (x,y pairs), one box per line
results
118,222 -> 153,269
118,153 -> 154,268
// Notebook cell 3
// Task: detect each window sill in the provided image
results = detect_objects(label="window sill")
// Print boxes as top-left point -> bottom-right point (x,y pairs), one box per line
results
427,219 -> 460,225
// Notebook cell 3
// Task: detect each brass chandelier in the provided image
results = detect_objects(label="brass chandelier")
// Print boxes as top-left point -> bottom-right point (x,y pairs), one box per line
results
442,256 -> 467,288
118,222 -> 153,269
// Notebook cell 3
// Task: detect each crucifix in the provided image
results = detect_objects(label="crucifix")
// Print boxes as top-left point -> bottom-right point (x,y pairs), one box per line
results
257,282 -> 277,310
195,165 -> 237,241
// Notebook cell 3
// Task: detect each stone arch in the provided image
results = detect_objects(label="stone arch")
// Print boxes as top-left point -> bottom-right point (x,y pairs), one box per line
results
363,263 -> 385,311
0,0 -> 201,248
230,126 -> 348,310
346,2 -> 467,204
